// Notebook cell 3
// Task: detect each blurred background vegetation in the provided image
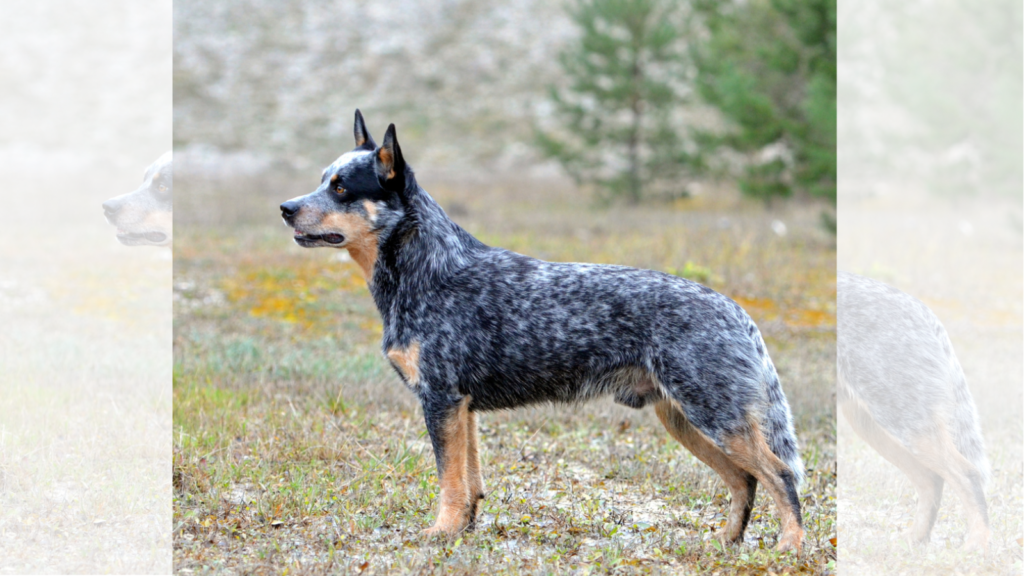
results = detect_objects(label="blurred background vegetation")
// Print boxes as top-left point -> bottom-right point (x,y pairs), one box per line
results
173,0 -> 836,219
839,0 -> 1022,200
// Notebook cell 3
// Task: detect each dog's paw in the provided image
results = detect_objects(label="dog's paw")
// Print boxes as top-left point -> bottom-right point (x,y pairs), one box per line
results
421,517 -> 469,538
963,530 -> 991,555
715,532 -> 742,547
421,524 -> 463,538
420,525 -> 449,537
774,530 -> 803,554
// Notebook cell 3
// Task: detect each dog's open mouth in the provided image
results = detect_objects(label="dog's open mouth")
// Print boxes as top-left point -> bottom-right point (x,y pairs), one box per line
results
117,230 -> 168,245
294,231 -> 345,245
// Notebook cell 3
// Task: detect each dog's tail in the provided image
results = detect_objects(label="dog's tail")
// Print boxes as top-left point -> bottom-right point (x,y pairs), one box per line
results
941,329 -> 991,485
760,350 -> 805,488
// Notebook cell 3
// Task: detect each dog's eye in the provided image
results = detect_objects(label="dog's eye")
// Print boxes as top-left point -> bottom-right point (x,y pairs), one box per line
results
335,186 -> 345,195
159,185 -> 167,192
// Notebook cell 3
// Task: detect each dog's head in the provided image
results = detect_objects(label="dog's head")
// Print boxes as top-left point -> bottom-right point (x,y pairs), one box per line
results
280,110 -> 409,275
103,151 -> 173,247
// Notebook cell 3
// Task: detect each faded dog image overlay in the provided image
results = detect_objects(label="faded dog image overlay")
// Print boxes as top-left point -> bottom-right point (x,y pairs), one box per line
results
838,272 -> 991,551
837,0 -> 1022,573
103,151 -> 173,247
0,1 -> 172,573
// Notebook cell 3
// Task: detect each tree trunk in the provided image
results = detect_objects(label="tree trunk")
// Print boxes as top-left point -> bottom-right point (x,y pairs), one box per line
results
627,46 -> 643,204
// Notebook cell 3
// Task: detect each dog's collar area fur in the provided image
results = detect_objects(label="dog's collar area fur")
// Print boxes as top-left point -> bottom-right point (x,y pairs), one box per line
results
371,184 -> 487,316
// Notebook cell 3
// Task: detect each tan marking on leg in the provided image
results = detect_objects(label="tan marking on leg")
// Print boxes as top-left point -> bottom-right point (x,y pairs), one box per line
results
321,212 -> 379,281
723,420 -> 804,553
386,341 -> 420,387
655,400 -> 755,544
841,400 -> 945,544
424,397 -> 472,535
466,409 -> 485,522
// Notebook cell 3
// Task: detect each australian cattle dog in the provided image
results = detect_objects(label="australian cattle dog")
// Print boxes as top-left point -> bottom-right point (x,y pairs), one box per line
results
103,151 -> 172,247
280,111 -> 806,551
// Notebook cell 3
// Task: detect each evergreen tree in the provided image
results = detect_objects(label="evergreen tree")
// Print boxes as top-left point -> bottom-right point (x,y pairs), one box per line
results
537,0 -> 692,203
692,0 -> 836,224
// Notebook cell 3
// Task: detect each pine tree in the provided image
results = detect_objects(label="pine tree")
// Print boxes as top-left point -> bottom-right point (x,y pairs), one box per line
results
537,0 -> 692,203
691,0 -> 836,225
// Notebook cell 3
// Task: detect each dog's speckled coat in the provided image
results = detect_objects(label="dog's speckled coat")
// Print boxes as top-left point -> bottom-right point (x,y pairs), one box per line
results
281,111 -> 806,551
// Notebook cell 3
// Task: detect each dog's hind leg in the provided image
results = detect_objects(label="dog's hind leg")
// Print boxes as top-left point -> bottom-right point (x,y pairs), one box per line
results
908,416 -> 990,552
840,400 -> 945,544
654,400 -> 758,545
719,421 -> 804,553
422,394 -> 475,536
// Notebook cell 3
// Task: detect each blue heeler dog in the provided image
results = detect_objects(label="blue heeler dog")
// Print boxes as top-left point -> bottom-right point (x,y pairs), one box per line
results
102,151 -> 173,247
838,272 -> 990,551
280,111 -> 805,552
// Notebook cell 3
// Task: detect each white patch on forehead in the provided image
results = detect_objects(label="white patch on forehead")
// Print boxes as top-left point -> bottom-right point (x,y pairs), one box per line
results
331,150 -> 372,172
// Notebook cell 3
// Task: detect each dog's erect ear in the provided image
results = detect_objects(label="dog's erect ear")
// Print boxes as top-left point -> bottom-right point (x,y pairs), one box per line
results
375,123 -> 406,191
353,109 -> 375,149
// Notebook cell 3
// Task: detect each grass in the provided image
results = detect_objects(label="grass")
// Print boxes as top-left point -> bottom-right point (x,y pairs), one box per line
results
173,177 -> 837,574
0,226 -> 172,573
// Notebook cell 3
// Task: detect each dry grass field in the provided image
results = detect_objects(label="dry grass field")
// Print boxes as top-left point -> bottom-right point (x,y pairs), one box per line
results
0,225 -> 172,574
173,175 -> 837,574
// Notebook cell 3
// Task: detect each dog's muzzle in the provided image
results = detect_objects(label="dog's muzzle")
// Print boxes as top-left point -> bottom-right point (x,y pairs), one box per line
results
294,232 -> 345,245
102,200 -> 121,224
282,201 -> 345,245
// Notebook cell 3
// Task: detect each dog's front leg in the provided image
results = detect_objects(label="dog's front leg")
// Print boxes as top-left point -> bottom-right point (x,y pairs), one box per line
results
422,393 -> 474,536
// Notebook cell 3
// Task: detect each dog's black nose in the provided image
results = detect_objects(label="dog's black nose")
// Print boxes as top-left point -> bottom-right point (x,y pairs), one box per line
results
102,200 -> 119,216
280,201 -> 300,218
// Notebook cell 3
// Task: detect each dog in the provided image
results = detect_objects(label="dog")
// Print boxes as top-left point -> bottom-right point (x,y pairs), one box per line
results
280,111 -> 806,552
103,151 -> 172,246
837,271 -> 990,551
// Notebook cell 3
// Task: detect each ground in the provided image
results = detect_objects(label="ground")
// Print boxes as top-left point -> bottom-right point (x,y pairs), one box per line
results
0,226 -> 172,574
173,176 -> 837,574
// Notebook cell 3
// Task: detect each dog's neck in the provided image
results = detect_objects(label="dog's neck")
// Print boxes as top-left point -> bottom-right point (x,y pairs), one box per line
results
370,183 -> 486,324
